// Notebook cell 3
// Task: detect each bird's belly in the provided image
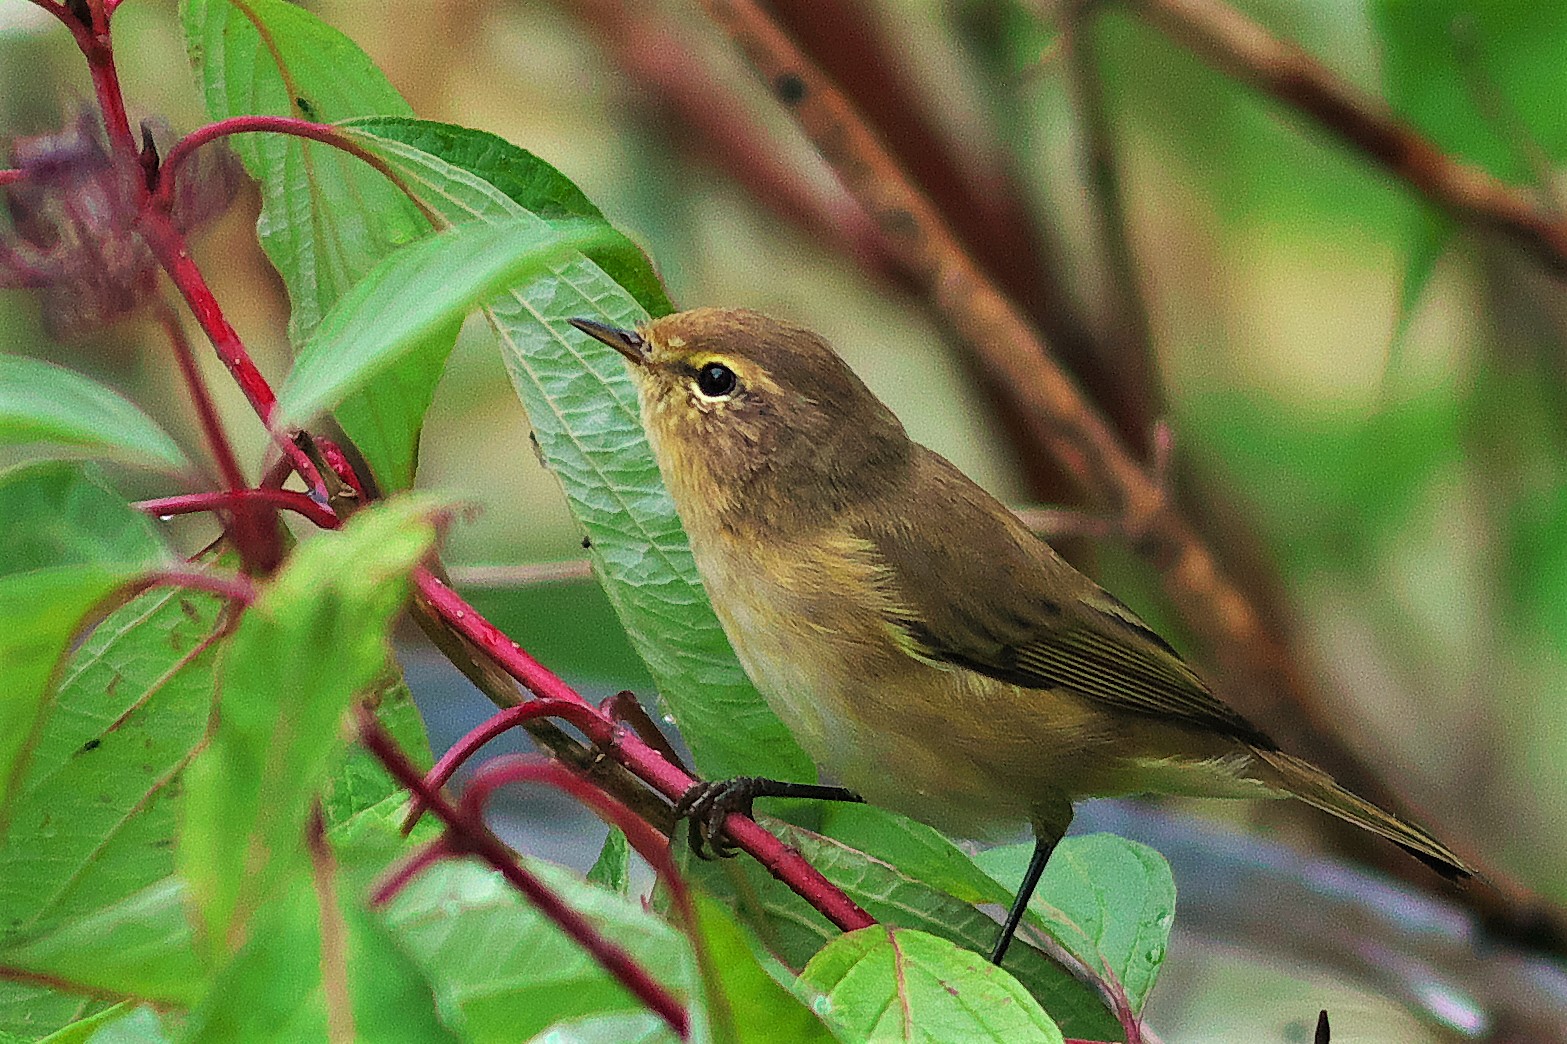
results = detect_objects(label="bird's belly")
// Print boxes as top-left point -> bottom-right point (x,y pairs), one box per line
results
696,547 -> 1084,835
689,533 -> 1277,837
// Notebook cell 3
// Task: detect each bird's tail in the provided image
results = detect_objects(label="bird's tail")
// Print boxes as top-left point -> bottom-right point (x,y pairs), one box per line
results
1254,749 -> 1474,881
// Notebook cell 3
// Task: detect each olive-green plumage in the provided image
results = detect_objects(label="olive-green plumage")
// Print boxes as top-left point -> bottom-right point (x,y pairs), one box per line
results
572,308 -> 1471,903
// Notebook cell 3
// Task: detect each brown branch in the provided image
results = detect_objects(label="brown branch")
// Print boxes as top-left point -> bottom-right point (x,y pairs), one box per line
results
565,0 -> 898,283
765,0 -> 1157,477
1119,0 -> 1567,274
694,0 -> 1567,954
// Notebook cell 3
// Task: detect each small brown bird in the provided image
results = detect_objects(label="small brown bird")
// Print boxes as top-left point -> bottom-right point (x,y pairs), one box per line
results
570,308 -> 1472,964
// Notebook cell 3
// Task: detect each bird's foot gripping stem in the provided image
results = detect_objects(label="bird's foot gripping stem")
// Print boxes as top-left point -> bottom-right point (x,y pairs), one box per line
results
673,777 -> 864,859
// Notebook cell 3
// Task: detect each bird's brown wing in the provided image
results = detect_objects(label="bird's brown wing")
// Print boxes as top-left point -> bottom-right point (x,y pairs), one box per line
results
864,449 -> 1276,750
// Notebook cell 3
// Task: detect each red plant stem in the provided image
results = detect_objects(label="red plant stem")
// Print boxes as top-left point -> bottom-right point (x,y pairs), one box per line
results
461,755 -> 739,1035
78,1 -> 137,170
142,567 -> 257,605
52,4 -> 331,501
401,699 -> 599,831
135,212 -> 329,501
0,169 -> 20,186
135,488 -> 340,531
463,755 -> 693,915
357,711 -> 691,1040
413,569 -> 875,933
154,305 -> 245,493
311,433 -> 366,498
153,115 -> 441,225
370,837 -> 453,906
152,304 -> 282,571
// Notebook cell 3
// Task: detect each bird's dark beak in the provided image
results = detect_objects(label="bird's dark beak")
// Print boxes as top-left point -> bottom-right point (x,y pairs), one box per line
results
568,318 -> 647,366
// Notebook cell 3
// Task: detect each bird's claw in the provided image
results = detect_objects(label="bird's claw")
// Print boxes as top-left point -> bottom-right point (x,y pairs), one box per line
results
673,776 -> 759,860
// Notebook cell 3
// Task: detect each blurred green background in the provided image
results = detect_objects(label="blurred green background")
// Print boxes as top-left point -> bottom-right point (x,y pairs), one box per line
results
4,0 -> 1565,1038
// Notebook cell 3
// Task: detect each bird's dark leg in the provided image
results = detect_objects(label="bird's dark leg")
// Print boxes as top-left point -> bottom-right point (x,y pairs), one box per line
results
991,835 -> 1057,965
674,777 -> 864,859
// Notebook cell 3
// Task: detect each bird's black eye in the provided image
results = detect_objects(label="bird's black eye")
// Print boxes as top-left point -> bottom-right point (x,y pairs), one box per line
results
695,361 -> 738,398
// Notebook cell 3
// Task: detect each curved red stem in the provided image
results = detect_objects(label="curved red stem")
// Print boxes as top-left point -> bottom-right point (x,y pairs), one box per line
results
358,710 -> 691,1040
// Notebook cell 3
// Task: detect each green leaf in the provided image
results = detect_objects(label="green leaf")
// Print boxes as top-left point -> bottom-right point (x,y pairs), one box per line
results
976,834 -> 1175,1015
587,829 -> 631,895
82,1007 -> 170,1044
318,672 -> 434,828
0,463 -> 164,814
525,1013 -> 674,1044
0,880 -> 204,1007
181,0 -> 445,491
177,497 -> 439,956
798,927 -> 1062,1044
276,218 -> 615,432
0,356 -> 187,472
690,896 -> 841,1044
181,876 -> 457,1043
342,121 -> 814,782
373,855 -> 701,1043
34,1002 -> 135,1044
340,118 -> 675,319
39,1004 -> 170,1044
818,804 -> 1012,907
181,0 -> 425,342
0,576 -> 220,1037
683,818 -> 1119,1041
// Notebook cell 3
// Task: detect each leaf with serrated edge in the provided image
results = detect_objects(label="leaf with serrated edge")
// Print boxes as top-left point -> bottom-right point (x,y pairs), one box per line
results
340,122 -> 813,782
340,118 -> 675,319
976,834 -> 1175,1015
799,927 -> 1062,1044
0,463 -> 165,818
0,356 -> 187,472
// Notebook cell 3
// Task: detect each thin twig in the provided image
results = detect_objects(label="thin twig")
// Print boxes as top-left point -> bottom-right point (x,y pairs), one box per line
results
135,488 -> 340,531
356,711 -> 692,1040
1120,0 -> 1567,273
153,304 -> 281,571
141,567 -> 256,605
152,115 -> 439,226
448,561 -> 595,587
400,699 -> 601,833
135,213 -> 329,502
153,305 -> 244,492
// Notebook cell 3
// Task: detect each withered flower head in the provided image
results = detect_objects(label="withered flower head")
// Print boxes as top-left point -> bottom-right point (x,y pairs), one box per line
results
1,111 -> 241,339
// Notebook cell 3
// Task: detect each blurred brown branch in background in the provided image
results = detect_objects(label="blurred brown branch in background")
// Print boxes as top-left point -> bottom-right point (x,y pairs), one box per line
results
1121,0 -> 1567,273
566,0 -> 900,285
